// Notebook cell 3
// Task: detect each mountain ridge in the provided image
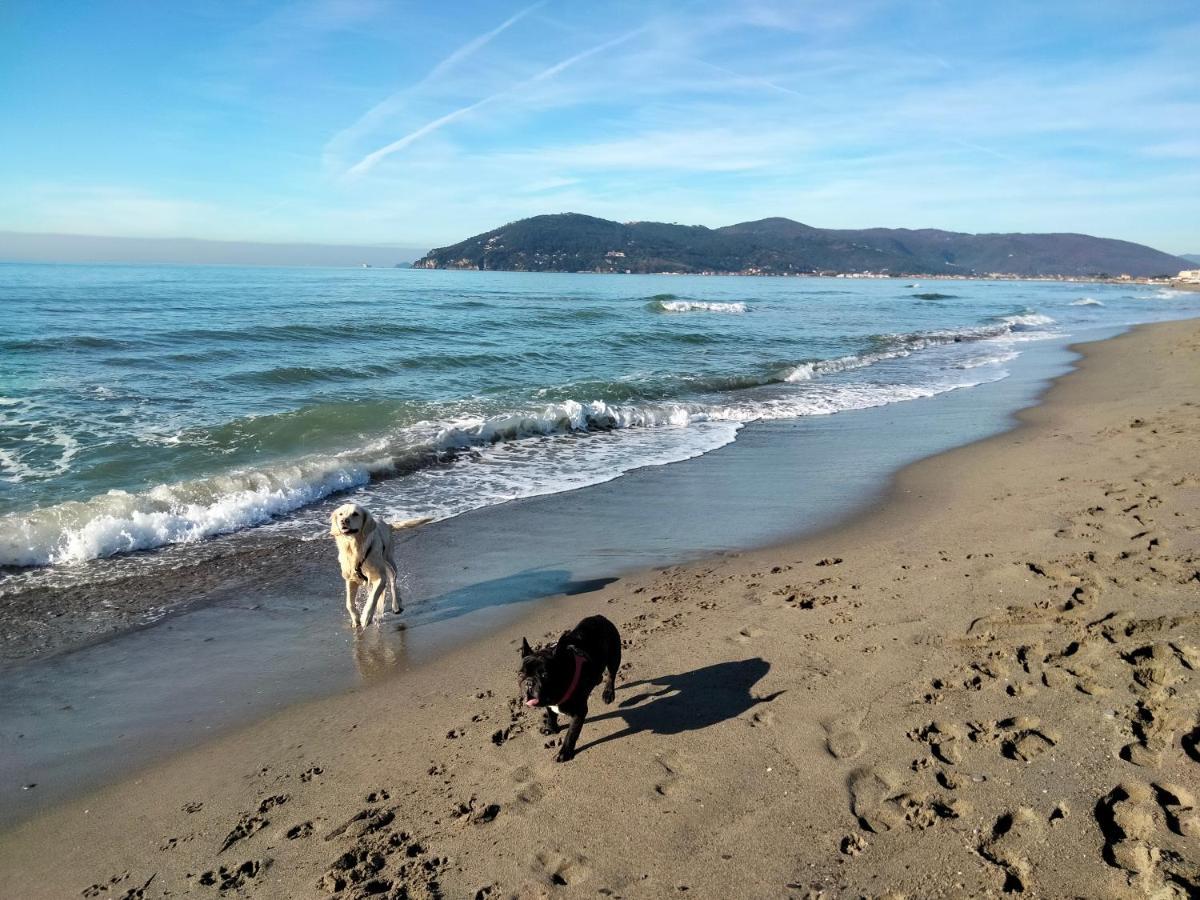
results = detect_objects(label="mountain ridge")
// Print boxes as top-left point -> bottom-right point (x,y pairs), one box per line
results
414,213 -> 1189,278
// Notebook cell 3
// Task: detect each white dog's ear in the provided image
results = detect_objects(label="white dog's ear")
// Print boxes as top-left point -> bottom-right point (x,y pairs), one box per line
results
329,512 -> 341,536
520,637 -> 533,657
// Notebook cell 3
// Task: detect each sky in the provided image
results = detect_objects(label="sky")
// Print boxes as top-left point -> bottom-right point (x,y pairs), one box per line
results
2,0 -> 1198,256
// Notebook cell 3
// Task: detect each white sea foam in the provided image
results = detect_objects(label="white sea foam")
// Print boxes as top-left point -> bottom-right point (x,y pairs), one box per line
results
0,401 -> 81,484
1070,297 -> 1104,307
653,299 -> 747,314
950,349 -> 1019,370
783,352 -> 886,382
997,312 -> 1056,330
781,317 -> 1043,383
0,463 -> 373,566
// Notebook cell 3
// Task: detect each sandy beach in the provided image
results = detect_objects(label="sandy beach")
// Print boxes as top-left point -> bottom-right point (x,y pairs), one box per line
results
1,319 -> 1198,899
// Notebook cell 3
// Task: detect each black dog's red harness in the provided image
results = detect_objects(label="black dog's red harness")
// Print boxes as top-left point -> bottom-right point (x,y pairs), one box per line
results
525,653 -> 586,707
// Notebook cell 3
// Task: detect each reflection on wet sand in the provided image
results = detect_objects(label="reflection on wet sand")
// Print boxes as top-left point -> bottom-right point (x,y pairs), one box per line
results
351,625 -> 407,680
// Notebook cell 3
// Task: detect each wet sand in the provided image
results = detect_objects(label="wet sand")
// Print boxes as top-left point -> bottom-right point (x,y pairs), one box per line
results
1,321 -> 1198,898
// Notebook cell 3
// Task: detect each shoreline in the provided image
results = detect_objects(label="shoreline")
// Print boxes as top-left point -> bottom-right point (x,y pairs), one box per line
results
2,320 -> 1198,898
0,332 -> 1093,825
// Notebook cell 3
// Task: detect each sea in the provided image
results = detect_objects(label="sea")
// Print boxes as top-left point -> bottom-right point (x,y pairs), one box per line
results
2,264 -> 1198,583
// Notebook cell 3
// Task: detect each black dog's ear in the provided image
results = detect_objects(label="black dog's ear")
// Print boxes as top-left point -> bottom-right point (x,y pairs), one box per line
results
520,637 -> 533,657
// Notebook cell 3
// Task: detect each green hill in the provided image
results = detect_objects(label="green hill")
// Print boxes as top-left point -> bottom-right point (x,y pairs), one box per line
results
414,213 -> 1188,278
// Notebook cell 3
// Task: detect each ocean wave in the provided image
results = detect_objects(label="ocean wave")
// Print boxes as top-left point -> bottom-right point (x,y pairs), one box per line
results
782,317 -> 1045,383
1,335 -> 139,353
0,462 -> 374,567
995,311 -> 1056,330
1070,297 -> 1104,307
0,363 -> 997,567
161,321 -> 437,345
912,292 -> 958,300
647,298 -> 747,314
224,362 -> 397,387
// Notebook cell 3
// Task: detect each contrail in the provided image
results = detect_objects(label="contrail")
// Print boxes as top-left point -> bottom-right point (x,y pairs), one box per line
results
327,1 -> 547,162
345,25 -> 646,179
345,96 -> 495,178
423,0 -> 548,86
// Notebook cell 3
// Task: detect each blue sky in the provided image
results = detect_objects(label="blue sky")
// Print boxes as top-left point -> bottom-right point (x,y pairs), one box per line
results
2,0 -> 1198,253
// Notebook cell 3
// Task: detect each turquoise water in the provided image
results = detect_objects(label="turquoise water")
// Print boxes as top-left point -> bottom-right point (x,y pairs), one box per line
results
1,265 -> 1197,572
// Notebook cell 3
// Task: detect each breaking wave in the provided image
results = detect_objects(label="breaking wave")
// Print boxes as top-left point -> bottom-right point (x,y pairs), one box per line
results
647,296 -> 747,314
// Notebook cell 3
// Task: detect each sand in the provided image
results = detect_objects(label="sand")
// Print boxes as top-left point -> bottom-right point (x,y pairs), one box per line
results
1,321 -> 1198,899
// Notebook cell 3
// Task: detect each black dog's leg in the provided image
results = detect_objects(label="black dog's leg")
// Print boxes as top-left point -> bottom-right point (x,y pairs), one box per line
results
602,645 -> 621,704
540,708 -> 560,735
556,705 -> 587,763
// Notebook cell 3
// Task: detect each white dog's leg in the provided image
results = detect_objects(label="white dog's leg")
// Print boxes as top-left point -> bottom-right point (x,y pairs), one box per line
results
361,578 -> 385,626
345,580 -> 361,628
387,562 -> 401,614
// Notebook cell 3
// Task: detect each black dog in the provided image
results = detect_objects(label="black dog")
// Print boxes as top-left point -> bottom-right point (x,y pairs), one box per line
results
518,615 -> 622,762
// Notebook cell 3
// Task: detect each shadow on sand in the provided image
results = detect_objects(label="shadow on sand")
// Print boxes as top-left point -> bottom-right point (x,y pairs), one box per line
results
410,568 -> 618,627
576,657 -> 782,756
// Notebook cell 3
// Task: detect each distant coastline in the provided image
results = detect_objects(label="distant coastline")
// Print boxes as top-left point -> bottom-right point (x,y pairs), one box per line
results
414,212 -> 1190,279
412,267 -> 1183,287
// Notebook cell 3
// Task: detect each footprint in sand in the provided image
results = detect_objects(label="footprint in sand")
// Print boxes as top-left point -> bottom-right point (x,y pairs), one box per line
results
969,716 -> 1059,762
652,754 -> 686,798
1097,781 -> 1200,894
908,721 -> 964,765
319,813 -> 441,897
82,872 -> 132,898
530,850 -> 592,888
977,807 -> 1044,893
510,764 -> 546,806
748,708 -> 776,728
1184,723 -> 1200,764
508,763 -> 547,806
1119,641 -> 1192,767
846,767 -> 962,834
732,625 -> 766,644
198,859 -> 268,891
823,713 -> 866,761
285,821 -> 313,840
219,813 -> 268,854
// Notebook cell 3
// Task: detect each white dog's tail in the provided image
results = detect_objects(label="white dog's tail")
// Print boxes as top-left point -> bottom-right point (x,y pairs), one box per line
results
389,516 -> 434,532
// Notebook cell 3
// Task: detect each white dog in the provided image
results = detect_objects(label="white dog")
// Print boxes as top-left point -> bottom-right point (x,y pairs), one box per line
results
329,503 -> 429,628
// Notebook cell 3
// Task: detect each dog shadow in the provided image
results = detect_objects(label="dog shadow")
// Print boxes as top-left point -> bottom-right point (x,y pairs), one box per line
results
576,657 -> 782,755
